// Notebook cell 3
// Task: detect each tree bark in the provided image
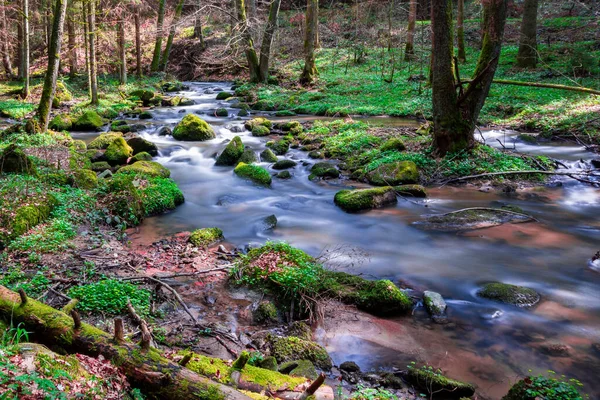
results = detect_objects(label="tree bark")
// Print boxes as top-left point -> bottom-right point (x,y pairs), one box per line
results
431,0 -> 508,155
299,0 -> 318,85
37,0 -> 68,132
516,0 -> 538,68
258,0 -> 282,82
159,0 -> 185,72
236,0 -> 260,82
0,286 -> 252,400
457,0 -> 466,62
67,4 -> 77,77
118,14 -> 127,84
150,0 -> 166,72
135,4 -> 142,77
193,0 -> 205,48
17,14 -> 23,79
87,0 -> 98,105
82,0 -> 90,98
246,0 -> 256,21
22,0 -> 29,98
0,4 -> 13,78
404,0 -> 416,60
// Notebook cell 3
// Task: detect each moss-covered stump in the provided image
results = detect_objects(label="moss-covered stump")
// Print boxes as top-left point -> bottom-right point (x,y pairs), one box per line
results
245,117 -> 272,131
251,125 -> 270,137
394,184 -> 427,198
91,161 -> 111,172
334,187 -> 397,212
72,169 -> 98,189
72,110 -> 104,131
234,163 -> 272,186
260,149 -> 278,163
253,301 -> 278,324
380,137 -> 406,152
477,282 -> 540,307
127,137 -> 158,156
130,152 -> 153,163
405,367 -> 475,399
272,159 -> 297,170
117,161 -> 170,178
278,360 -> 318,380
366,160 -> 418,186
414,208 -> 534,232
48,113 -> 73,131
0,144 -> 36,175
267,334 -> 332,370
172,114 -> 216,141
105,137 -> 133,166
216,136 -> 244,166
266,139 -> 289,155
189,227 -> 224,248
216,91 -> 232,100
239,149 -> 257,164
309,162 -> 339,180
88,132 -> 123,150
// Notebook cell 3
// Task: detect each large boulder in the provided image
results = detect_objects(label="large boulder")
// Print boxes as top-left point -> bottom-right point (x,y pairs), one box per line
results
172,114 -> 215,141
334,187 -> 397,212
126,136 -> 158,156
88,132 -> 123,150
104,137 -> 133,166
48,114 -> 73,131
267,334 -> 332,370
0,144 -> 36,175
260,149 -> 278,163
477,282 -> 540,307
394,184 -> 427,198
380,137 -> 406,152
73,111 -> 104,131
72,169 -> 98,189
309,162 -> 339,180
117,161 -> 170,178
234,162 -> 272,186
215,136 -> 244,166
366,160 -> 418,186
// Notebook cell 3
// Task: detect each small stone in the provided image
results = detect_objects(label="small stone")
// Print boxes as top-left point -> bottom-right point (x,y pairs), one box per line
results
97,169 -> 113,179
339,361 -> 360,373
259,215 -> 277,231
158,126 -> 172,136
423,291 -> 447,323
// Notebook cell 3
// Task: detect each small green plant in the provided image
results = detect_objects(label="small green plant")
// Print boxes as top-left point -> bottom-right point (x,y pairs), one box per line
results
68,279 -> 151,316
1,323 -> 30,347
350,384 -> 398,400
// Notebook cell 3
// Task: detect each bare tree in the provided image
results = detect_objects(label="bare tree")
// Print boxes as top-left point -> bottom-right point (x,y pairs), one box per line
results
118,11 -> 127,84
0,4 -> 13,78
457,0 -> 466,62
235,0 -> 260,82
87,0 -> 98,104
193,0 -> 205,49
150,0 -> 165,72
299,0 -> 318,85
516,0 -> 538,68
405,0 -> 416,60
22,0 -> 30,98
135,3 -> 142,77
159,0 -> 185,71
258,0 -> 282,82
67,2 -> 77,77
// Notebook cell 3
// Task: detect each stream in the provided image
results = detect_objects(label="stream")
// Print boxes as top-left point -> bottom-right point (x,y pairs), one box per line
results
74,82 -> 600,399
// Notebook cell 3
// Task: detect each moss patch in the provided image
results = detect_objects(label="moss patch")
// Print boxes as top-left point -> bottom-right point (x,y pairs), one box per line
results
477,282 -> 540,307
268,335 -> 332,370
245,117 -> 272,131
172,114 -> 215,141
73,110 -> 104,131
117,161 -> 170,178
72,169 -> 98,189
189,227 -> 224,247
104,137 -> 133,166
309,162 -> 339,180
366,160 -> 419,186
234,163 -> 272,186
334,187 -> 397,212
48,114 -> 73,131
216,136 -> 244,166
88,132 -> 123,150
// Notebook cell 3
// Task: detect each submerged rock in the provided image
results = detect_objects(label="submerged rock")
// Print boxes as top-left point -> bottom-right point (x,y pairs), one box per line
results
423,291 -> 447,323
539,342 -> 571,357
334,187 -> 397,212
477,282 -> 540,307
258,215 -> 277,231
414,208 -> 534,232
239,149 -> 257,164
276,170 -> 292,179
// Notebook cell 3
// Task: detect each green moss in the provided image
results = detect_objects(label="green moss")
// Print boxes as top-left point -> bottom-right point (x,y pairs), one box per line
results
275,110 -> 296,117
245,117 -> 272,131
366,160 -> 419,186
234,162 -> 272,186
309,162 -> 339,180
104,137 -> 133,166
10,194 -> 58,240
88,132 -> 123,150
130,152 -> 153,163
72,169 -> 98,189
278,360 -> 317,380
266,139 -> 289,155
73,111 -> 104,131
477,282 -> 540,307
276,170 -> 291,179
272,159 -> 297,170
239,149 -> 257,164
139,111 -> 153,119
69,150 -> 92,170
172,114 -> 216,141
279,121 -> 303,135
117,161 -> 170,178
70,140 -> 87,153
129,89 -> 156,106
254,301 -> 278,324
0,144 -> 37,175
216,91 -> 232,100
260,149 -> 278,163
189,227 -> 224,247
216,136 -> 244,166
91,161 -> 111,172
126,137 -> 158,156
258,356 -> 278,371
334,187 -> 397,212
502,374 -> 585,400
268,335 -> 332,370
48,114 -> 73,131
215,108 -> 228,117
251,125 -> 271,137
287,321 -> 312,341
52,81 -> 73,107
406,366 -> 475,398
380,137 -> 406,152
393,184 -> 427,198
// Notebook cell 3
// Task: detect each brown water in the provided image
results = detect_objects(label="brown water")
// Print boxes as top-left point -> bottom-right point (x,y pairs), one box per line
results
73,82 -> 600,399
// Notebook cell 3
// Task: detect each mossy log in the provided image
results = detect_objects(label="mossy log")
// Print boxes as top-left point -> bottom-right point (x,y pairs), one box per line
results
0,285 -> 250,400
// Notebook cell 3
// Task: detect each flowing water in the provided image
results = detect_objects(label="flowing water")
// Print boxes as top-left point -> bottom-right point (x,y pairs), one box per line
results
73,82 -> 600,399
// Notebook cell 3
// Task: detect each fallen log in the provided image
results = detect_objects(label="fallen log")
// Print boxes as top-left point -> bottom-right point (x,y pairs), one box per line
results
0,285 -> 251,400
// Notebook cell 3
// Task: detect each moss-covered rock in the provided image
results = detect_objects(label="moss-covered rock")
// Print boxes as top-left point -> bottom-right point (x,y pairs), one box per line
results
126,137 -> 158,156
334,187 -> 397,212
179,97 -> 194,106
215,136 -> 244,166
0,144 -> 36,175
162,96 -> 181,107
267,335 -> 332,370
260,149 -> 278,163
308,150 -> 323,159
215,108 -> 228,117
117,161 -> 170,178
7,194 -> 58,242
69,150 -> 92,170
172,114 -> 216,141
278,121 -> 303,135
130,152 -> 153,163
239,149 -> 257,164
52,81 -> 73,107
245,117 -> 272,131
272,160 -> 297,170
72,169 -> 98,189
251,125 -> 271,137
189,227 -> 224,247
216,91 -> 232,100
110,120 -> 131,133
278,360 -> 318,380
234,163 -> 272,186
88,132 -> 123,150
91,161 -> 111,172
394,184 -> 427,198
104,137 -> 133,166
73,110 -> 104,131
276,171 -> 291,179
70,140 -> 87,153
254,301 -> 278,324
139,111 -> 153,120
380,137 -> 406,152
309,162 -> 339,180
49,113 -> 73,131
366,160 -> 418,186
129,89 -> 156,106
477,282 -> 540,307
423,291 -> 447,322
258,356 -> 278,371
162,81 -> 184,92
287,321 -> 312,341
266,139 -> 289,155
406,367 -> 475,399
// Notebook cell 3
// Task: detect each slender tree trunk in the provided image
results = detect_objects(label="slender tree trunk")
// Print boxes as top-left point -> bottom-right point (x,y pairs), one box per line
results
38,0 -> 68,131
87,0 -> 98,105
150,0 -> 165,72
516,0 -> 538,68
457,0 -> 466,62
40,0 -> 48,46
0,5 -> 13,78
46,0 -> 52,50
22,0 -> 29,98
82,0 -> 90,97
299,0 -> 318,85
159,0 -> 185,71
135,4 -> 142,77
67,4 -> 77,77
118,15 -> 126,84
258,0 -> 282,82
236,0 -> 260,82
17,16 -> 23,79
193,0 -> 205,49
404,0 -> 416,60
431,0 -> 508,155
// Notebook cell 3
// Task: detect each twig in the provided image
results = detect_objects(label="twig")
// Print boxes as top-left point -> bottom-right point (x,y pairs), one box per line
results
442,170 -> 600,185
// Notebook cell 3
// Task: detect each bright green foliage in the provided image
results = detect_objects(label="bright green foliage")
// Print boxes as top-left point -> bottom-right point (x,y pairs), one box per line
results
234,163 -> 272,185
105,137 -> 133,166
72,110 -> 104,131
350,385 -> 398,400
275,110 -> 296,117
172,114 -> 215,141
251,125 -> 270,137
9,218 -> 77,253
88,132 -> 123,149
0,100 -> 36,119
189,227 -> 224,247
502,372 -> 587,400
215,136 -> 244,166
0,270 -> 50,298
334,187 -> 397,212
117,161 -> 170,178
245,117 -> 272,131
48,114 -> 73,131
68,279 -> 151,316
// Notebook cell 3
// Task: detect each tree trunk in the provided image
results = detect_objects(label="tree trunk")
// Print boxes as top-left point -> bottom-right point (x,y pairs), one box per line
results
82,0 -> 90,98
17,15 -> 23,79
404,0 -> 416,60
246,0 -> 256,21
118,15 -> 127,84
135,4 -> 142,77
46,0 -> 52,51
193,0 -> 205,48
67,4 -> 77,77
22,0 -> 29,98
457,0 -> 466,62
258,0 -> 282,82
516,0 -> 538,68
236,0 -> 260,82
37,0 -> 68,132
150,0 -> 166,72
431,0 -> 508,155
0,5 -> 13,78
299,0 -> 318,85
87,0 -> 98,105
0,286 -> 252,400
159,0 -> 185,72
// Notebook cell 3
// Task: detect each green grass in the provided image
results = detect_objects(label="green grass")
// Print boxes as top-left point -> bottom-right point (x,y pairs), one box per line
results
0,100 -> 35,119
68,279 -> 151,316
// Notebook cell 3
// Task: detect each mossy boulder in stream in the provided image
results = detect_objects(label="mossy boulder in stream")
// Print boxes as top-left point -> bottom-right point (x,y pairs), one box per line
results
366,160 -> 418,186
414,208 -> 534,232
126,137 -> 158,156
129,89 -> 156,106
266,139 -> 289,155
477,282 -> 540,307
215,136 -> 244,166
172,114 -> 215,141
278,360 -> 318,380
215,108 -> 228,117
189,227 -> 224,248
405,366 -> 475,399
104,137 -> 133,166
394,184 -> 427,198
260,148 -> 278,163
117,161 -> 170,178
130,152 -> 153,163
49,114 -> 73,131
234,162 -> 272,186
251,125 -> 271,137
0,144 -> 36,175
245,117 -> 272,131
272,159 -> 297,170
334,187 -> 397,212
88,132 -> 123,150
239,149 -> 257,164
267,334 -> 332,370
215,91 -> 232,100
278,120 -> 303,135
309,162 -> 339,180
73,111 -> 104,131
